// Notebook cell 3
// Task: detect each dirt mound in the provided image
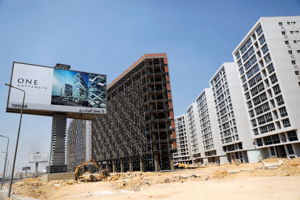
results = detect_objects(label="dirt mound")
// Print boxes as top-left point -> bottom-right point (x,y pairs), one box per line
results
213,170 -> 229,179
290,158 -> 300,167
10,179 -> 80,199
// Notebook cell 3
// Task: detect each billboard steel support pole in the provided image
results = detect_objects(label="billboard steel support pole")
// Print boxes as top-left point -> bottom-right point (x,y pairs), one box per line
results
5,83 -> 25,198
0,135 -> 9,190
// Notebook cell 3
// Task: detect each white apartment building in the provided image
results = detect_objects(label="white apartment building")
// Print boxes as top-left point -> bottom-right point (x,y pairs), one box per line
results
210,63 -> 261,163
186,103 -> 203,164
232,16 -> 300,159
173,114 -> 192,164
196,88 -> 227,164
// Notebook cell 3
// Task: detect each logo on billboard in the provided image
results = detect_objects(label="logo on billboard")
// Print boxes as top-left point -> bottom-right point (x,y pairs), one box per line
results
17,78 -> 48,90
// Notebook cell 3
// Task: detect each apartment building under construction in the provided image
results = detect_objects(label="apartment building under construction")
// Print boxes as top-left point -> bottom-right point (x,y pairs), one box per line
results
92,53 -> 176,172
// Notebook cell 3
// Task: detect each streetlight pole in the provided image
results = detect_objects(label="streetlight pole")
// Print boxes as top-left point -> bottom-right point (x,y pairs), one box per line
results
0,135 -> 9,190
5,83 -> 25,198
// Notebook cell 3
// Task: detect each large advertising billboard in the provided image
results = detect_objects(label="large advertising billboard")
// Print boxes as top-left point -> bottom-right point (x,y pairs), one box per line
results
6,62 -> 106,120
29,153 -> 48,163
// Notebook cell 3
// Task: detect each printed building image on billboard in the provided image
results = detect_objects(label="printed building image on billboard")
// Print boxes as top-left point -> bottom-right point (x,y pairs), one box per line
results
51,69 -> 106,108
6,62 -> 107,119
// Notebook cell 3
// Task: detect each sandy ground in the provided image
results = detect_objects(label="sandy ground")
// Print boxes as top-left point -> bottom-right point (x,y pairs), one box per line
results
4,158 -> 300,200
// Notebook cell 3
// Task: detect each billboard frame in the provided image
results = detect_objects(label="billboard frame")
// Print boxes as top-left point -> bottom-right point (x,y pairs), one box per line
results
6,62 -> 107,120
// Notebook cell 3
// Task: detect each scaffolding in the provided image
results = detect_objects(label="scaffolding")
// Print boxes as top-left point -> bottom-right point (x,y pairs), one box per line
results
92,53 -> 177,172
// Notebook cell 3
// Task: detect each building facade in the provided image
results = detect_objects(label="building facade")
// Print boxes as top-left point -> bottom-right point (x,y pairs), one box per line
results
232,16 -> 300,159
92,53 -> 176,172
186,103 -> 203,164
210,63 -> 260,163
196,88 -> 227,164
173,114 -> 192,165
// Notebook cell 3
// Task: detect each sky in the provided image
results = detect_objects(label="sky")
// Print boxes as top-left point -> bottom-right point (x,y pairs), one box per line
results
0,0 -> 299,176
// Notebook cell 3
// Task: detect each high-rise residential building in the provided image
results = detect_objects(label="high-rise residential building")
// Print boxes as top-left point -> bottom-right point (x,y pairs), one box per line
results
186,103 -> 203,164
196,88 -> 227,164
232,16 -> 300,159
66,120 -> 92,171
173,114 -> 192,165
210,63 -> 260,163
92,53 -> 176,172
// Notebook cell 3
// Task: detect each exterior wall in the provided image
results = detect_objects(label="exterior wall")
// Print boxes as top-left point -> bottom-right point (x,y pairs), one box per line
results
196,88 -> 227,164
173,114 -> 192,164
209,63 -> 256,162
232,16 -> 300,159
186,103 -> 203,164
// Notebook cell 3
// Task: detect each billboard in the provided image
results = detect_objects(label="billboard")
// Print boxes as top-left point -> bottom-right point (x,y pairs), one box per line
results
6,62 -> 106,120
22,166 -> 31,171
29,153 -> 48,163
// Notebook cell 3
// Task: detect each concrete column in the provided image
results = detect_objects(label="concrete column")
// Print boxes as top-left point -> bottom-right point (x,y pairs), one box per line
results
106,162 -> 109,170
50,113 -> 67,166
154,154 -> 159,172
140,156 -> 144,172
113,160 -> 116,173
169,153 -> 174,170
120,160 -> 124,173
129,157 -> 134,172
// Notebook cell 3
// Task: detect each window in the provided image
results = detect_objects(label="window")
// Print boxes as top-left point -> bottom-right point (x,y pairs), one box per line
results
235,52 -> 240,60
262,44 -> 269,54
259,35 -> 266,45
256,26 -> 263,36
278,22 -> 282,26
287,22 -> 290,25
249,110 -> 255,118
294,40 -> 298,44
282,31 -> 286,35
270,73 -> 278,84
244,55 -> 257,71
240,38 -> 252,54
241,75 -> 246,83
296,31 -> 299,33
287,130 -> 298,141
279,107 -> 288,117
282,118 -> 291,127
273,84 -> 281,95
248,73 -> 262,88
286,144 -> 294,154
298,50 -> 300,54
291,60 -> 296,64
285,41 -> 289,44
246,64 -> 259,79
267,63 -> 274,74
238,60 -> 242,67
239,67 -> 244,75
293,22 -> 296,24
295,71 -> 299,75
242,47 -> 254,62
256,138 -> 263,146
288,50 -> 292,54
290,31 -> 294,34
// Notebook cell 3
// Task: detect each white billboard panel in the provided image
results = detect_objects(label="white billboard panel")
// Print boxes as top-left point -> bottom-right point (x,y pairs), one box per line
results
6,62 -> 106,119
29,153 -> 48,163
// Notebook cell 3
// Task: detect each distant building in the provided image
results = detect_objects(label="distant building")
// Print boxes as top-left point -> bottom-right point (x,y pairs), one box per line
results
186,103 -> 203,164
173,114 -> 192,165
60,84 -> 73,97
196,88 -> 227,164
66,120 -> 92,171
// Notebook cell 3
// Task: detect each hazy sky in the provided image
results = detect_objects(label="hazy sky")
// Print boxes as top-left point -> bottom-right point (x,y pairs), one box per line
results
0,0 -> 299,175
